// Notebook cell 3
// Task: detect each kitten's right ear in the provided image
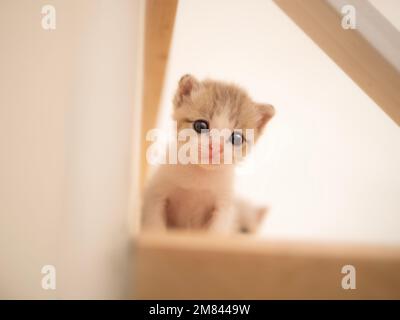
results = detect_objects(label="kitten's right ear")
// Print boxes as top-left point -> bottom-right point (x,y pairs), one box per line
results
255,103 -> 275,131
174,74 -> 199,107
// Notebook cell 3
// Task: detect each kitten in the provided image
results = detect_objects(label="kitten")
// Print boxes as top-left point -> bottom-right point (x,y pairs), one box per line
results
142,75 -> 274,234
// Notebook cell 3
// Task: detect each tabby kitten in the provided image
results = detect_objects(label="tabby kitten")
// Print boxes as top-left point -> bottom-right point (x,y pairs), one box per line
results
142,75 -> 274,233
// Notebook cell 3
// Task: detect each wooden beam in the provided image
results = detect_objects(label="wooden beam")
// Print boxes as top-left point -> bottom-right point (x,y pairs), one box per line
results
132,232 -> 400,299
140,0 -> 178,190
273,0 -> 400,126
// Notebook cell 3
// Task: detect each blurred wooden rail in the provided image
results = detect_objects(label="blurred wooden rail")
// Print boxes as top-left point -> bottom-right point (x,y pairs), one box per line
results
140,0 -> 178,190
273,0 -> 400,125
132,233 -> 400,299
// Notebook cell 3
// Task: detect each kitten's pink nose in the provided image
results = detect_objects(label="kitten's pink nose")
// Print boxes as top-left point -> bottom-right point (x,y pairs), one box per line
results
209,142 -> 224,153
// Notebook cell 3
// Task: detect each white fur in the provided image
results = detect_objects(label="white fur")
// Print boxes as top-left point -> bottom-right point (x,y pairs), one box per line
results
142,163 -> 236,233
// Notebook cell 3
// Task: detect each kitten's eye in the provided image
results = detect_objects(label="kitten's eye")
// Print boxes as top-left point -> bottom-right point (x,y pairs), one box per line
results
230,132 -> 244,146
193,119 -> 209,133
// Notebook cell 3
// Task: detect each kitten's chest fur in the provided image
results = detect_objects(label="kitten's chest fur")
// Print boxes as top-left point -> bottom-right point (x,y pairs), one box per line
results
162,165 -> 233,229
166,187 -> 216,229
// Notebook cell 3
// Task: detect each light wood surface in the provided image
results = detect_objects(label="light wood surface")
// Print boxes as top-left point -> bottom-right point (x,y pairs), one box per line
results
132,232 -> 400,299
140,0 -> 178,190
273,0 -> 400,126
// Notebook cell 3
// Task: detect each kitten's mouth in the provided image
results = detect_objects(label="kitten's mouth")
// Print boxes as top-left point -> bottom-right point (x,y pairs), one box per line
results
199,152 -> 232,168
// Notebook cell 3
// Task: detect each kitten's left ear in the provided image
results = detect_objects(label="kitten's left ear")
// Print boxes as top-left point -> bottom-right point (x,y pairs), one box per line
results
174,74 -> 200,107
255,103 -> 275,131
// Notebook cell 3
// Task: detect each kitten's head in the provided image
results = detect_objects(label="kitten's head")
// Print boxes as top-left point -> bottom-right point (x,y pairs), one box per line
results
173,74 -> 274,168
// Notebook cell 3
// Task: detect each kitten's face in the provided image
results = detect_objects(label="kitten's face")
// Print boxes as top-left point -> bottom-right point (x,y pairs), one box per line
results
173,75 -> 274,168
